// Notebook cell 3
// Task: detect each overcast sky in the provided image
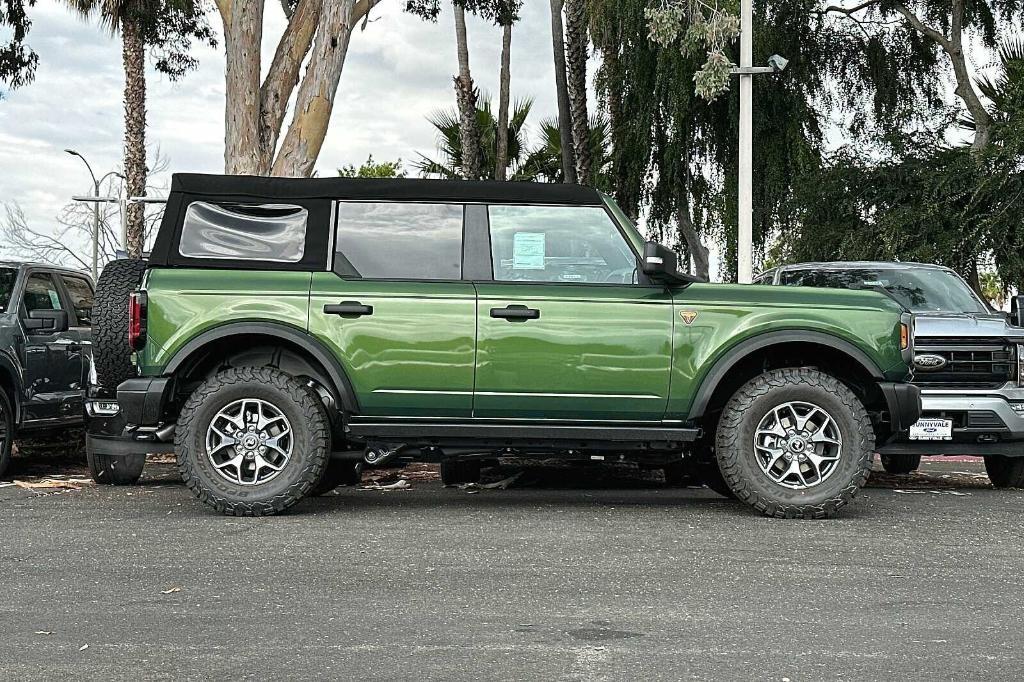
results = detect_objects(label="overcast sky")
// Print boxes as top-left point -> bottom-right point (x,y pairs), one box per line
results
0,0 -> 578,237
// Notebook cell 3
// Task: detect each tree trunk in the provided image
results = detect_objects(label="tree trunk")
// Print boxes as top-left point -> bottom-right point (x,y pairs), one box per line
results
564,0 -> 590,185
548,0 -> 576,184
222,0 -> 265,174
453,4 -> 482,180
495,21 -> 513,181
121,20 -> 146,257
272,0 -> 357,177
600,46 -> 633,216
677,207 -> 710,281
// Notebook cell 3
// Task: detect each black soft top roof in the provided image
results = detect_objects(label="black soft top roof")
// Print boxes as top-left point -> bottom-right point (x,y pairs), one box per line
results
170,173 -> 605,206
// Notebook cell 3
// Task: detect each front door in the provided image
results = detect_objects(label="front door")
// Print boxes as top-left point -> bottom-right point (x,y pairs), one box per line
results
309,201 -> 477,418
19,271 -> 80,423
474,204 -> 674,421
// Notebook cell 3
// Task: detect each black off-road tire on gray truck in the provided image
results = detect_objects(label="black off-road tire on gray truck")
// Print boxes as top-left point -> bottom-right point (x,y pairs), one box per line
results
175,367 -> 330,516
0,390 -> 13,480
93,259 -> 148,390
309,460 -> 363,496
984,455 -> 1024,489
880,453 -> 921,475
87,450 -> 146,485
715,368 -> 874,519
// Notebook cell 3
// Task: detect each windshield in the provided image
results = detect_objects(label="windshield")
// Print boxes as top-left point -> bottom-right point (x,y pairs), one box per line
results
779,267 -> 989,314
0,268 -> 15,312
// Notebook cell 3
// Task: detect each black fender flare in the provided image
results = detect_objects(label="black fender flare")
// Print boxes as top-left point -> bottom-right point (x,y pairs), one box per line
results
0,349 -> 23,426
687,330 -> 884,420
163,321 -> 359,412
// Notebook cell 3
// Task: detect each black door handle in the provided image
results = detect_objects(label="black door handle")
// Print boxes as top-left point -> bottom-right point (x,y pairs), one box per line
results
324,301 -> 374,317
490,305 -> 540,321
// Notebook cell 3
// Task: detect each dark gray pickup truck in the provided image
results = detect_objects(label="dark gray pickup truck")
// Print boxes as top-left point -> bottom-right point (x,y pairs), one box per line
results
0,262 -> 96,478
756,261 -> 1024,487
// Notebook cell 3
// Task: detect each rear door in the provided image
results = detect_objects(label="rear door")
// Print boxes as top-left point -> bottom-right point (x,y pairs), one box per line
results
308,201 -> 477,417
56,272 -> 94,420
473,204 -> 674,421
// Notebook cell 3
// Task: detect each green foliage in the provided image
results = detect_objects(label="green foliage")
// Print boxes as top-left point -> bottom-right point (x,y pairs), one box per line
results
338,155 -> 407,178
645,0 -> 740,100
520,115 -> 613,188
0,0 -> 37,93
64,0 -> 215,80
405,0 -> 521,24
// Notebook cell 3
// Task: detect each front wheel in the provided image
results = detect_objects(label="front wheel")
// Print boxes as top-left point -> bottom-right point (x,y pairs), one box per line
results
87,451 -> 145,485
715,368 -> 874,519
175,367 -> 330,516
984,455 -> 1024,489
0,390 -> 13,479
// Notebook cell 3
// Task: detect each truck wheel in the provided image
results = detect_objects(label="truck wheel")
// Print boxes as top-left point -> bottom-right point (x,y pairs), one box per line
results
93,259 -> 147,390
696,460 -> 736,499
0,390 -> 12,479
880,453 -> 921,475
309,460 -> 363,496
715,368 -> 873,519
175,367 -> 330,516
87,451 -> 145,485
984,456 -> 1024,489
441,459 -> 481,486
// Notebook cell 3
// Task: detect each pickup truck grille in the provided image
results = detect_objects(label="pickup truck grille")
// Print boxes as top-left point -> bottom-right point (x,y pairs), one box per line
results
913,339 -> 1017,389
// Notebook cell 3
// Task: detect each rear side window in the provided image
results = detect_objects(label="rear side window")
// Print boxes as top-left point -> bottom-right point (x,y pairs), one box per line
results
22,273 -> 63,313
334,202 -> 463,280
60,275 -> 95,326
179,202 -> 308,263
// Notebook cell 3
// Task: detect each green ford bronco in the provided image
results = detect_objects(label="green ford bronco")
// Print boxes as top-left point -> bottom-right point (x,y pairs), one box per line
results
86,174 -> 921,518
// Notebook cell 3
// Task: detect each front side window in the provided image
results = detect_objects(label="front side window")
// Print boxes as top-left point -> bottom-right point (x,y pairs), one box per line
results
60,275 -> 95,325
335,202 -> 464,280
23,273 -> 63,313
488,205 -> 636,284
179,202 -> 308,262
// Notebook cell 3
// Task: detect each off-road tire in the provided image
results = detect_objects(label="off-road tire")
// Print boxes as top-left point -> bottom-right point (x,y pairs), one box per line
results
441,459 -> 481,486
697,460 -> 736,499
93,259 -> 147,390
880,453 -> 921,475
175,367 -> 330,516
87,451 -> 145,485
715,368 -> 874,519
984,455 -> 1024,489
0,390 -> 13,479
310,460 -> 363,496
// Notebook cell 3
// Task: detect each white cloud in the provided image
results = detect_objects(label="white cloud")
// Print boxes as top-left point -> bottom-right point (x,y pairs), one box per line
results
0,0 -> 567,243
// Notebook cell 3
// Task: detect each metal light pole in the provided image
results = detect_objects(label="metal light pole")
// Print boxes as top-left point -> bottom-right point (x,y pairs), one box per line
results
738,0 -> 753,284
65,149 -> 123,280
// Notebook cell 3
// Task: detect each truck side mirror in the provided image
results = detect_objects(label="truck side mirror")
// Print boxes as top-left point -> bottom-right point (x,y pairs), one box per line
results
24,309 -> 69,333
641,241 -> 701,285
1012,295 -> 1024,328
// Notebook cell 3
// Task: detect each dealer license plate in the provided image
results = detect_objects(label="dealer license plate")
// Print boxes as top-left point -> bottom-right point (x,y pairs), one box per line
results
908,418 -> 953,441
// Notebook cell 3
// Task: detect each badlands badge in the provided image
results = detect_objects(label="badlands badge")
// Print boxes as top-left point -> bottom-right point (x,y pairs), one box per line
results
680,310 -> 698,325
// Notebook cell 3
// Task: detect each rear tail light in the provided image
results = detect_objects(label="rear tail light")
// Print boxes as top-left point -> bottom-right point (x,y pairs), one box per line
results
129,291 -> 147,351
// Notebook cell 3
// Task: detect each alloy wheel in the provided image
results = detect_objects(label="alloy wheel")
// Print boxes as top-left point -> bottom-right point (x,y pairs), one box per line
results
753,401 -> 843,490
205,398 -> 293,486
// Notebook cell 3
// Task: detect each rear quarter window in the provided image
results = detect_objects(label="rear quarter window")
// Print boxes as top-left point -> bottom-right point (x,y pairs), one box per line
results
179,202 -> 308,263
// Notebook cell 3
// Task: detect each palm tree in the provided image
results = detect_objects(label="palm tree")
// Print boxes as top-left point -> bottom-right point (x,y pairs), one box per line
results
521,114 -> 612,189
960,37 -> 1024,144
65,0 -> 210,256
564,0 -> 590,184
453,3 -> 483,179
493,2 -> 523,181
548,0 -> 577,184
417,98 -> 536,180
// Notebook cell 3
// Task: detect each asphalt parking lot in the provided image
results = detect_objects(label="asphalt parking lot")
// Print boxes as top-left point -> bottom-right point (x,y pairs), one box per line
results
1,453 -> 1022,681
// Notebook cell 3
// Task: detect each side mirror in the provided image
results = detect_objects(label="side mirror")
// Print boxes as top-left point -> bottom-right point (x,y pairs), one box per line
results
641,241 -> 700,285
1011,295 -> 1024,328
24,309 -> 69,333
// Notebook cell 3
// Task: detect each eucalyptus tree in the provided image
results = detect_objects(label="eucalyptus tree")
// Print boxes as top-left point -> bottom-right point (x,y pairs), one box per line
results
0,0 -> 37,93
65,0 -> 213,255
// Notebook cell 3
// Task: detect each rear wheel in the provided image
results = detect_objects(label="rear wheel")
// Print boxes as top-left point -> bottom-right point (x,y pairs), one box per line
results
176,367 -> 330,516
0,391 -> 13,479
715,368 -> 873,519
441,459 -> 481,486
87,451 -> 145,485
984,455 -> 1024,489
93,259 -> 147,390
880,453 -> 921,475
